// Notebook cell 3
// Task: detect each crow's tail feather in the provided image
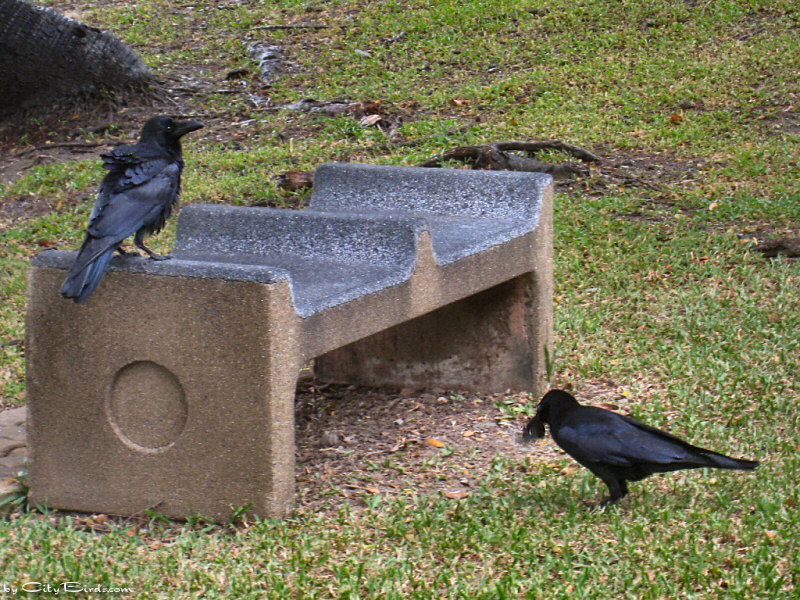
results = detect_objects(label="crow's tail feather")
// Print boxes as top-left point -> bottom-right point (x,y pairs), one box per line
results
60,238 -> 116,303
702,450 -> 759,471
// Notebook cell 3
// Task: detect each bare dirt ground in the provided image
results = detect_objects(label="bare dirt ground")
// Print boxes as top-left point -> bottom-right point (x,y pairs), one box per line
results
292,376 -> 634,513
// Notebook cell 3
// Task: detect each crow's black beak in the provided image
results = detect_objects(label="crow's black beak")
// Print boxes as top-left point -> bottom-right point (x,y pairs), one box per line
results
521,414 -> 546,442
173,119 -> 205,138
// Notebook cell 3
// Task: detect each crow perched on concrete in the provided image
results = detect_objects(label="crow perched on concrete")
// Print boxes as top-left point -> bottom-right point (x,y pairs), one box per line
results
60,116 -> 204,303
522,389 -> 759,505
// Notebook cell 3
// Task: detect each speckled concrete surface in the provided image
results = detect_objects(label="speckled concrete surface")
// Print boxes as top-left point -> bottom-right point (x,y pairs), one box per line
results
33,164 -> 550,318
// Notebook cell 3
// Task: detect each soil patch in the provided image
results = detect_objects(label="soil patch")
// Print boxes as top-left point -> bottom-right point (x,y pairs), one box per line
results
292,377 -> 633,514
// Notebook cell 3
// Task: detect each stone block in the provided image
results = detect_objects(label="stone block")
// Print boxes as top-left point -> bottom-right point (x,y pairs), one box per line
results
26,268 -> 299,520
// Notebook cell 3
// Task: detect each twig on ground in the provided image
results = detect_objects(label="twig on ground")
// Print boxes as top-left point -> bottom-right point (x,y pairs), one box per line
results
254,23 -> 329,31
371,124 -> 478,153
11,141 -> 111,158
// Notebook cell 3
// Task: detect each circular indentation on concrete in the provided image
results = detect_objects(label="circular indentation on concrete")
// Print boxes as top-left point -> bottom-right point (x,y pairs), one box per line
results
108,361 -> 187,452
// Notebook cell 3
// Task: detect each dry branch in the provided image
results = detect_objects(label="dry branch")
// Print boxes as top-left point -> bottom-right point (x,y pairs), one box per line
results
753,238 -> 800,259
492,141 -> 602,163
417,140 -> 599,178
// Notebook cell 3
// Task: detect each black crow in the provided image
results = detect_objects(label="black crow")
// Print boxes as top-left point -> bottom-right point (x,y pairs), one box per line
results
60,116 -> 204,303
522,389 -> 759,505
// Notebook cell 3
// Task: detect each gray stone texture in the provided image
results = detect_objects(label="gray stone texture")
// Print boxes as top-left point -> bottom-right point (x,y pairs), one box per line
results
25,163 -> 553,521
0,405 -> 27,516
0,406 -> 26,479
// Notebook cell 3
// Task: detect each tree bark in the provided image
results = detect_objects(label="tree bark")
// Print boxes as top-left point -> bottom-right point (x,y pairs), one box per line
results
0,0 -> 150,119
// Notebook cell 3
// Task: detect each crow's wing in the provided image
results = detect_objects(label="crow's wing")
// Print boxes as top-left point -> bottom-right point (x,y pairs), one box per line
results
90,146 -> 173,219
88,162 -> 180,238
100,144 -> 170,184
555,411 -> 703,468
65,162 -> 180,277
113,158 -> 174,192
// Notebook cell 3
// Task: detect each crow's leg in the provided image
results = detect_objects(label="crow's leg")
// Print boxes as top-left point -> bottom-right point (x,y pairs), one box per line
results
599,478 -> 628,507
115,245 -> 137,257
134,231 -> 171,261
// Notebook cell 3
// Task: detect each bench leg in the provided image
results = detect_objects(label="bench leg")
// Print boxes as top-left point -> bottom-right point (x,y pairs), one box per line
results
26,267 -> 299,522
315,272 -> 552,394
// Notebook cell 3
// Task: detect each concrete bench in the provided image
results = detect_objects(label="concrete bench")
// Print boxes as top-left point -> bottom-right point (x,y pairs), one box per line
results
25,163 -> 553,521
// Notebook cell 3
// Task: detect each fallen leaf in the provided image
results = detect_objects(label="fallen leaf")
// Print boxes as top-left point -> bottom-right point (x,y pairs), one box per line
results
277,170 -> 313,191
708,201 -> 719,210
225,68 -> 250,80
360,114 -> 383,127
444,490 -> 469,499
462,430 -> 476,438
365,486 -> 380,494
426,438 -> 446,448
125,528 -> 137,537
450,98 -> 470,106
668,112 -> 683,124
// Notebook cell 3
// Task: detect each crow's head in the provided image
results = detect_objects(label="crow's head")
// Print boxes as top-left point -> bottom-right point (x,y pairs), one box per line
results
521,389 -> 578,442
139,116 -> 204,149
522,409 -> 546,442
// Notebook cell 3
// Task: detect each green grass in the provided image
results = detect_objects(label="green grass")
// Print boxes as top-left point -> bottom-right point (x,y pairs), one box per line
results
1,0 -> 799,597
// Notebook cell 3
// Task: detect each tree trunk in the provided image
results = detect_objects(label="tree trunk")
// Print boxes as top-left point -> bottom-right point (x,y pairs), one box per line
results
0,0 -> 150,119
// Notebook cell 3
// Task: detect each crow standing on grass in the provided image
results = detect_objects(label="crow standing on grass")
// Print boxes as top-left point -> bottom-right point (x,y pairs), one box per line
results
522,389 -> 759,506
60,116 -> 204,303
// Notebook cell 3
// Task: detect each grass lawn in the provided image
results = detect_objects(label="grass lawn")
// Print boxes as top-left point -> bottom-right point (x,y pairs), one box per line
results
1,0 -> 799,597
